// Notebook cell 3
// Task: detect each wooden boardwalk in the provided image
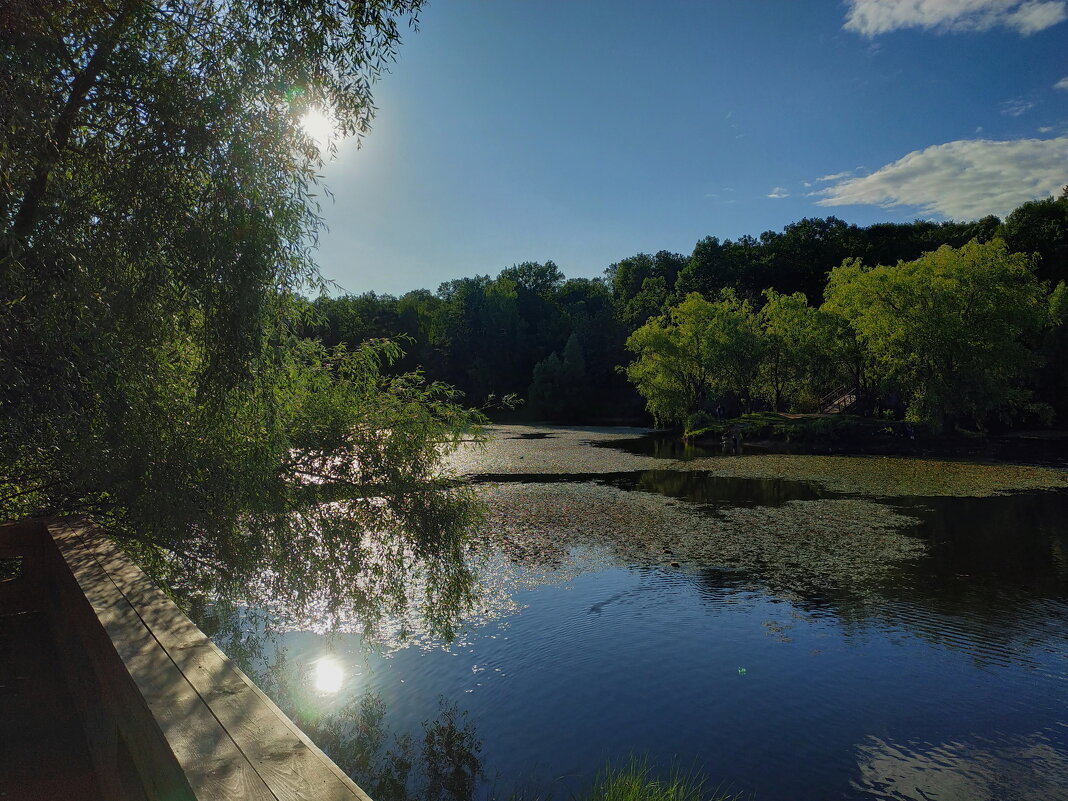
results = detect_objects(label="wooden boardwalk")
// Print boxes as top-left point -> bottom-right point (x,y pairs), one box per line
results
0,522 -> 103,800
0,519 -> 374,801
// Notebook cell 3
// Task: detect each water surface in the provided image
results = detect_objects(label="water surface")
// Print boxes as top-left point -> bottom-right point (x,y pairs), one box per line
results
202,425 -> 1068,801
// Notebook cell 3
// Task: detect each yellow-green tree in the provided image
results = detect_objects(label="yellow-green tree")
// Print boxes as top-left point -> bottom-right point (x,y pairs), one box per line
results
823,239 -> 1052,430
756,289 -> 829,411
624,292 -> 763,426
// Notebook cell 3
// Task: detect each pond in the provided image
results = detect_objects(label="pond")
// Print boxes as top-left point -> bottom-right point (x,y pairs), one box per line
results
196,425 -> 1068,801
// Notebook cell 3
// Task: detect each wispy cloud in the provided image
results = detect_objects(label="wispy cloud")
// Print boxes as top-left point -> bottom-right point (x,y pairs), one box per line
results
815,136 -> 1068,219
1038,125 -> 1054,132
1055,76 -> 1068,90
1000,97 -> 1035,116
818,170 -> 856,182
767,187 -> 790,199
843,0 -> 1068,36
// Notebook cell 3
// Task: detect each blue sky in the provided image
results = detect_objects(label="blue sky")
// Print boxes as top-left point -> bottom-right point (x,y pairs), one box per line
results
310,0 -> 1068,296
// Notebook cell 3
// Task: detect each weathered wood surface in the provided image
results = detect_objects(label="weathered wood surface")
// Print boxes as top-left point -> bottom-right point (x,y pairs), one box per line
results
49,519 -> 374,801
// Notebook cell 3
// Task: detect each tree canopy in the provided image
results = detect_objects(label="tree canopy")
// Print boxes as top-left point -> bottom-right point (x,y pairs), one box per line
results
1,0 -> 490,635
823,239 -> 1053,430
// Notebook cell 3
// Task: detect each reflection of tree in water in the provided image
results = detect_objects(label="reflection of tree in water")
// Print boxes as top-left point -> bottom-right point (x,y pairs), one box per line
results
478,475 -> 1068,668
192,608 -> 483,801
303,692 -> 482,801
626,470 -> 821,509
671,489 -> 1068,667
824,491 -> 1068,665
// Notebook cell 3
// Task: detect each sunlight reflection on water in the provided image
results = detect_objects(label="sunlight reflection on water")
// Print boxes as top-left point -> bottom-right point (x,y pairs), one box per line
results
313,656 -> 344,694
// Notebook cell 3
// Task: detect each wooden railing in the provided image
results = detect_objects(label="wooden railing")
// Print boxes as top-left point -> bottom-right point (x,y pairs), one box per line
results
820,385 -> 859,414
5,518 -> 373,801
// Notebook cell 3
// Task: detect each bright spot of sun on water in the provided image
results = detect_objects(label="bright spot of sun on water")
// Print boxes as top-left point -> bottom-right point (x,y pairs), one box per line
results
299,108 -> 335,149
313,657 -> 344,694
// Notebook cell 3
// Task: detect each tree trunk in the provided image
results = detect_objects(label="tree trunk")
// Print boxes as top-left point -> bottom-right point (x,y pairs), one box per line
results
9,2 -> 139,244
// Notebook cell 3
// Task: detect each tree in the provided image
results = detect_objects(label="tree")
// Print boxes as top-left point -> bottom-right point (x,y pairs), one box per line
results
823,240 -> 1052,431
674,235 -> 766,301
998,191 -> 1068,286
623,292 -> 764,426
528,330 -> 589,421
1,0 -> 485,634
757,290 -> 826,411
608,250 -> 686,327
624,295 -> 718,426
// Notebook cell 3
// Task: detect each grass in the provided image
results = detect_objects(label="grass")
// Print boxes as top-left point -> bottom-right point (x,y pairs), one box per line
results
577,760 -> 739,801
503,758 -> 743,801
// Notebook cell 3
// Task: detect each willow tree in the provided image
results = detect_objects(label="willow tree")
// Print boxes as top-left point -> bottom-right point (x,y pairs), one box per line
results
624,292 -> 763,427
823,240 -> 1052,431
1,1 -> 483,636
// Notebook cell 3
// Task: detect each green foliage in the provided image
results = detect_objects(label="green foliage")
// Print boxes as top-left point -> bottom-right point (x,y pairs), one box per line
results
1038,281 -> 1068,419
0,0 -> 497,634
823,239 -> 1051,431
575,758 -> 735,801
756,289 -> 826,411
997,190 -> 1068,286
624,293 -> 763,427
624,295 -> 719,426
608,251 -> 687,327
297,195 -> 1068,429
528,331 -> 590,420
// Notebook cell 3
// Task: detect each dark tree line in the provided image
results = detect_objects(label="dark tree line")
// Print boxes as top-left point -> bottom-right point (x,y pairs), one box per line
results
309,192 -> 1068,428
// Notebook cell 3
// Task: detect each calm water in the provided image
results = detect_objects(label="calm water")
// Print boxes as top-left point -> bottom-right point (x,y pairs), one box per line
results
202,426 -> 1068,801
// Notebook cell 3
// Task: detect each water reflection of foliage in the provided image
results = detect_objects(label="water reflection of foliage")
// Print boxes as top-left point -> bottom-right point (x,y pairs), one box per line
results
627,470 -> 821,509
680,454 -> 1068,497
477,481 -> 924,600
196,607 -> 484,801
158,482 -> 483,643
303,692 -> 482,801
477,476 -> 1068,666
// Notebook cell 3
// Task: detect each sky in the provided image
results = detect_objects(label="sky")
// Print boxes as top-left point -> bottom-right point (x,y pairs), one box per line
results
310,0 -> 1068,296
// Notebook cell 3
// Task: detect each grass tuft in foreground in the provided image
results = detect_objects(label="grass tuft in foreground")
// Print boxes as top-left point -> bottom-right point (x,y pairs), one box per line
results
575,758 -> 740,801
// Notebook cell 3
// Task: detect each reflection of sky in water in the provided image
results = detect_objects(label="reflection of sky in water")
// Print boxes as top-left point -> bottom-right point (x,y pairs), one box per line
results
226,550 -> 1068,801
852,731 -> 1068,801
205,428 -> 1068,801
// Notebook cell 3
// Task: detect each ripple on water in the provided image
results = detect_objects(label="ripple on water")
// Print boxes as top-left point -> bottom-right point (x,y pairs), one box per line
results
850,730 -> 1068,801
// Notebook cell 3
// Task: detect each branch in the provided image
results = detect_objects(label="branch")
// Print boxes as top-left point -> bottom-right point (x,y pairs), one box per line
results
9,0 -> 141,244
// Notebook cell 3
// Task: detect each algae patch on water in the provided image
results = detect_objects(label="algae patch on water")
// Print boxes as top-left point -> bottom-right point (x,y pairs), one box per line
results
476,483 -> 924,600
685,454 -> 1068,497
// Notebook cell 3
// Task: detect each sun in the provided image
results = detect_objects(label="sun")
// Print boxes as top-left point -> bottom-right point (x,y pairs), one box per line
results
299,108 -> 336,149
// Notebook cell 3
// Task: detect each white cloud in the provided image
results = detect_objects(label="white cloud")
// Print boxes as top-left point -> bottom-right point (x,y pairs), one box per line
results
767,186 -> 790,199
843,0 -> 1068,36
815,136 -> 1068,219
818,170 -> 856,182
1055,75 -> 1068,90
1000,97 -> 1035,116
1038,125 -> 1054,132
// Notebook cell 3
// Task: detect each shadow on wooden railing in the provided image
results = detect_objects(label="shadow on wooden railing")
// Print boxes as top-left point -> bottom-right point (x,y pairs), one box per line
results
6,517 -> 374,801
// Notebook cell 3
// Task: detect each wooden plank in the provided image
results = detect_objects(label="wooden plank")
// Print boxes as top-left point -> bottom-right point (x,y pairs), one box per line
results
80,530 -> 374,801
52,522 -> 278,801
